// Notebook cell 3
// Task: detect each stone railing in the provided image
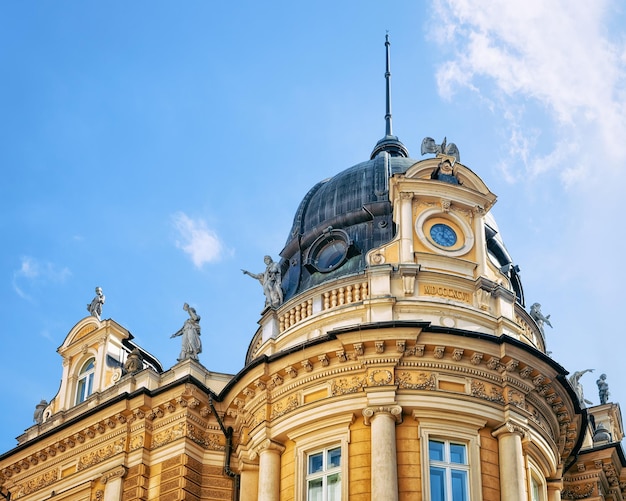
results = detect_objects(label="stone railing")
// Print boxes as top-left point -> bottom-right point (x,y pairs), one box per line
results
278,281 -> 369,333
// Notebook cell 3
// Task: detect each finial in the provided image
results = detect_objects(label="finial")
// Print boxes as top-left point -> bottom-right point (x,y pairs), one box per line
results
370,33 -> 409,159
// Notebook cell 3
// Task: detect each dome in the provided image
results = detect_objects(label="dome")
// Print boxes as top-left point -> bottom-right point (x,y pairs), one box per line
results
279,150 -> 416,302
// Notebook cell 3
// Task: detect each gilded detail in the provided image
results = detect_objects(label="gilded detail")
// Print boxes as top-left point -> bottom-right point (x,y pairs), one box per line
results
422,284 -> 472,303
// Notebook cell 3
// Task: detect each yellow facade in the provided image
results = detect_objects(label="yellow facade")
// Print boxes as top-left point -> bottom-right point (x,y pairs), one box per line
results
1,151 -> 625,501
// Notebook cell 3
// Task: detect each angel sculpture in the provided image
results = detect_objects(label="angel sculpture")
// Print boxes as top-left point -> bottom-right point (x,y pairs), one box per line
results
421,136 -> 461,164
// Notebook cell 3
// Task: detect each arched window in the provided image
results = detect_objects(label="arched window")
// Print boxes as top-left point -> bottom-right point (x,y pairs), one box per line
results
76,358 -> 95,404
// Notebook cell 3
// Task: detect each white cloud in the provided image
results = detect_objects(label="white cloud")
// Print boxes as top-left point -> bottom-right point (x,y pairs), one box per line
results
172,212 -> 224,268
431,0 -> 626,185
12,256 -> 71,300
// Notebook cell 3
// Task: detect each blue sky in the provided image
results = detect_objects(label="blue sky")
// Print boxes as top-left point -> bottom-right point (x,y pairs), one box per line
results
2,0 -> 626,453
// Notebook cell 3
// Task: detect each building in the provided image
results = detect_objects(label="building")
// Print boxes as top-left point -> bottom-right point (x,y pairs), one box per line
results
1,37 -> 625,501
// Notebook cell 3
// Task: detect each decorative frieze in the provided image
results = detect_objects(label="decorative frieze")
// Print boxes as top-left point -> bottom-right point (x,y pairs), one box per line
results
396,371 -> 435,390
331,376 -> 367,395
471,380 -> 505,404
77,438 -> 125,470
368,369 -> 393,386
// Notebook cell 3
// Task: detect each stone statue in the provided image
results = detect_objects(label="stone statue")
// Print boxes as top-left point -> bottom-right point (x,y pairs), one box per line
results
242,255 -> 283,308
170,303 -> 202,362
569,369 -> 594,407
530,303 -> 552,335
124,348 -> 143,374
597,373 -> 610,405
33,399 -> 47,424
87,286 -> 105,321
421,136 -> 460,163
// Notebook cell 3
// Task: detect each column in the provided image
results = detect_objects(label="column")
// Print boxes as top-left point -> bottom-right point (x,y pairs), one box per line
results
363,405 -> 402,501
492,421 -> 527,501
547,480 -> 562,501
257,439 -> 285,501
399,192 -> 414,261
239,461 -> 259,501
100,465 -> 126,501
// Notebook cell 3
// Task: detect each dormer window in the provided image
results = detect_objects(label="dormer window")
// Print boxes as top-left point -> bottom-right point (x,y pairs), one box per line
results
76,358 -> 95,404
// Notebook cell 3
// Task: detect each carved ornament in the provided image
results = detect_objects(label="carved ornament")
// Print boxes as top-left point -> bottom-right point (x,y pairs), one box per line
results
368,369 -> 393,386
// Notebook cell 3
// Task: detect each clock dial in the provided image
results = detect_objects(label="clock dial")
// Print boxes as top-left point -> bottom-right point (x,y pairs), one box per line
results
430,223 -> 457,247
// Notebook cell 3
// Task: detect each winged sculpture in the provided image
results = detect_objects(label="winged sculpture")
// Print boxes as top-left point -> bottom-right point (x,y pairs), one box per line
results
421,137 -> 460,164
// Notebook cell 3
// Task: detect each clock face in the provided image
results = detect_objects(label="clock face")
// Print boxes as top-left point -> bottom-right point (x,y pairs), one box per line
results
430,223 -> 457,247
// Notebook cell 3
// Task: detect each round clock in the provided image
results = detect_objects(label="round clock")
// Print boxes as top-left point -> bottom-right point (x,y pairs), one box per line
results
429,223 -> 457,247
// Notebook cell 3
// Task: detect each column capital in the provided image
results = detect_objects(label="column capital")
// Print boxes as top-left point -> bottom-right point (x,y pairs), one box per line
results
362,405 -> 402,425
256,439 -> 286,456
492,419 -> 528,440
100,465 -> 126,484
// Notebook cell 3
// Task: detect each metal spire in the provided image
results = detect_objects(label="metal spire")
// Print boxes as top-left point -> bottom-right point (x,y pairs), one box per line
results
370,33 -> 409,159
384,32 -> 393,137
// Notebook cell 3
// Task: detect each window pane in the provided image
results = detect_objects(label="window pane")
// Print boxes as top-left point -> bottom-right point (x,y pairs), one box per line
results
450,443 -> 467,464
76,379 -> 86,404
308,452 -> 323,474
429,440 -> 445,461
451,470 -> 468,501
430,466 -> 446,501
327,473 -> 341,501
307,478 -> 322,501
327,447 -> 341,468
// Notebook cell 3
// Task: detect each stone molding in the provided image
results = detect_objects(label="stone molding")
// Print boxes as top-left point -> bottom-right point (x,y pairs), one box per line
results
100,465 -> 126,484
492,419 -> 528,440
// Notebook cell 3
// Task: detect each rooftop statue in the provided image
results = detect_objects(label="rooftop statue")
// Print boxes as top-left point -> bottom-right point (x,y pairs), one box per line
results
597,373 -> 610,405
530,302 -> 552,335
87,286 -> 105,321
170,303 -> 202,362
124,348 -> 143,374
569,369 -> 594,407
33,399 -> 47,425
421,136 -> 461,164
242,255 -> 284,308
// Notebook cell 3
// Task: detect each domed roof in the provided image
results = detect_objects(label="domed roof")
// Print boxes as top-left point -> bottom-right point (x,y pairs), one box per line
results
279,149 -> 416,301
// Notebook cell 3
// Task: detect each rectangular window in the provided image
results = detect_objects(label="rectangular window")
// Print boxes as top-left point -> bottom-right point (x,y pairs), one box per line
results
307,446 -> 342,501
428,439 -> 470,501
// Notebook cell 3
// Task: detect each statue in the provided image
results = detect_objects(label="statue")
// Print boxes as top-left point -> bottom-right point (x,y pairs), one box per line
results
124,348 -> 143,374
87,286 -> 105,321
530,303 -> 552,335
242,255 -> 284,308
596,373 -> 610,405
421,136 -> 460,164
569,369 -> 594,407
33,399 -> 47,424
170,303 -> 202,362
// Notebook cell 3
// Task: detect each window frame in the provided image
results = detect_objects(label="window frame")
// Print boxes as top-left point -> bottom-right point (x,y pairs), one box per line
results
418,415 -> 484,501
75,357 -> 96,405
527,460 -> 546,501
289,414 -> 352,501
428,438 -> 470,500
305,444 -> 342,501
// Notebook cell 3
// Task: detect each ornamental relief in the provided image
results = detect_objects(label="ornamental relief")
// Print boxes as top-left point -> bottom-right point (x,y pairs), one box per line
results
77,438 -> 125,471
396,371 -> 435,390
470,380 -> 504,404
368,369 -> 393,386
187,423 -> 225,451
152,423 -> 185,450
270,395 -> 299,420
331,376 -> 367,395
561,483 -> 595,499
10,469 -> 58,499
